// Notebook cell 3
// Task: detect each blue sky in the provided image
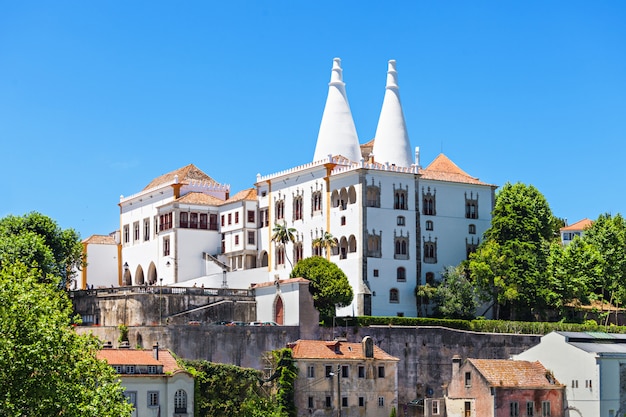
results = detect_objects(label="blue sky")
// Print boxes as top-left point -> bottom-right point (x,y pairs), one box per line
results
1,1 -> 625,238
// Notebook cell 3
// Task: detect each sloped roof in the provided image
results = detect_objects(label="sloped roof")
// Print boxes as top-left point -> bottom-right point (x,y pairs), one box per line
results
143,164 -> 218,190
83,234 -> 117,245
97,348 -> 183,374
176,191 -> 225,206
221,188 -> 257,205
561,218 -> 593,232
420,154 -> 493,186
469,359 -> 561,388
289,339 -> 398,361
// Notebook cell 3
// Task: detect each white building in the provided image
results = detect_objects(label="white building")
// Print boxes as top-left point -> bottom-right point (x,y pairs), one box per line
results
97,343 -> 194,417
514,331 -> 626,417
560,218 -> 593,246
83,57 -> 496,319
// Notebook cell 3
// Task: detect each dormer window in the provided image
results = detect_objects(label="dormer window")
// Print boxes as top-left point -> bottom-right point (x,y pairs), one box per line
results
126,365 -> 135,374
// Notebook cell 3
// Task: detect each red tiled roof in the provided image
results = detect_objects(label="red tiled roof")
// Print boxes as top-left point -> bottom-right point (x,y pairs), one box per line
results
290,339 -> 398,361
561,218 -> 593,232
143,164 -> 218,190
420,154 -> 494,186
221,188 -> 257,205
469,359 -> 561,388
83,234 -> 117,245
97,348 -> 183,374
176,191 -> 225,206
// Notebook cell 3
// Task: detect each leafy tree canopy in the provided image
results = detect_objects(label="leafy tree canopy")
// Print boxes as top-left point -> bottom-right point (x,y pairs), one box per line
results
290,256 -> 353,322
182,359 -> 283,417
433,265 -> 478,320
0,263 -> 132,417
0,212 -> 83,286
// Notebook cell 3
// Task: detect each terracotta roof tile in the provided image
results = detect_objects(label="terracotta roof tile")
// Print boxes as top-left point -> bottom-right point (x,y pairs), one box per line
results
176,192 -> 225,206
290,339 -> 398,361
143,164 -> 218,190
221,188 -> 257,205
420,154 -> 494,186
469,359 -> 561,388
83,234 -> 117,245
97,348 -> 183,374
561,218 -> 593,232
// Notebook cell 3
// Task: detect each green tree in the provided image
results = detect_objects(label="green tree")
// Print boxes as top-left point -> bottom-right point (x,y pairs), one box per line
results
182,359 -> 283,417
273,348 -> 298,417
0,263 -> 132,417
581,213 -> 626,310
312,231 -> 337,259
0,212 -> 83,287
469,183 -> 558,320
433,265 -> 478,319
271,221 -> 297,267
290,256 -> 353,322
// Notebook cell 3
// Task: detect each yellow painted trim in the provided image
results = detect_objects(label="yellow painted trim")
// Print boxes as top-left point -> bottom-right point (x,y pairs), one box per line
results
81,242 -> 88,290
267,180 -> 272,271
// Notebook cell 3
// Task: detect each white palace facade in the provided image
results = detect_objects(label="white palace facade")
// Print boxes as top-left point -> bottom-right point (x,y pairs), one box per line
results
82,58 -> 496,318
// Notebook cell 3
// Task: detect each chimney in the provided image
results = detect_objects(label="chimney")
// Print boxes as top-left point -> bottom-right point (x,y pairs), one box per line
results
362,336 -> 374,358
102,341 -> 113,349
153,342 -> 159,360
452,355 -> 462,376
119,340 -> 130,349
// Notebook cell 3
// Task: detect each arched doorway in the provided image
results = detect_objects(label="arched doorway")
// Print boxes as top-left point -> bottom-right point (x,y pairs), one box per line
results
274,296 -> 284,325
148,262 -> 157,285
260,251 -> 268,267
135,265 -> 145,285
122,269 -> 132,286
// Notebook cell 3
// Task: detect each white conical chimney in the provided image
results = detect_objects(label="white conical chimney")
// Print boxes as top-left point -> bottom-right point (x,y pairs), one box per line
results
312,58 -> 361,162
372,60 -> 413,167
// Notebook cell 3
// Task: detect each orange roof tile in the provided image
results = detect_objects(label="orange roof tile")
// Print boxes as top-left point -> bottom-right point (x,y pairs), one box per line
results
420,154 -> 494,186
143,164 -> 219,190
176,192 -> 225,206
561,218 -> 593,232
290,339 -> 398,361
469,359 -> 561,388
97,348 -> 183,374
83,234 -> 117,245
221,188 -> 257,205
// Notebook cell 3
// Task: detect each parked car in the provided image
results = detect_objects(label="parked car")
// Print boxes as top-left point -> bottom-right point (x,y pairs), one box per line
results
249,321 -> 263,326
262,321 -> 279,326
225,321 -> 247,326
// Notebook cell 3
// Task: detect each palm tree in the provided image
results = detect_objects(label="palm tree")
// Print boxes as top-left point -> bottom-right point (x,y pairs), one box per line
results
312,231 -> 337,260
271,221 -> 297,267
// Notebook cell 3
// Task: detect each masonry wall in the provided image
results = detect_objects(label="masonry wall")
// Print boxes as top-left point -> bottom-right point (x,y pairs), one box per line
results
78,322 -> 540,414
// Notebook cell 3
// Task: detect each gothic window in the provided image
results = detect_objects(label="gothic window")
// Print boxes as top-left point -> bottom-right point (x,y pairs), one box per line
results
422,187 -> 436,216
394,233 -> 409,260
312,191 -> 323,213
397,267 -> 406,282
275,200 -> 285,221
367,232 -> 381,258
366,185 -> 381,208
339,188 -> 348,210
465,192 -> 479,219
293,196 -> 303,221
425,220 -> 433,231
276,245 -> 285,266
294,242 -> 303,263
394,190 -> 407,210
389,288 -> 399,303
423,238 -> 437,264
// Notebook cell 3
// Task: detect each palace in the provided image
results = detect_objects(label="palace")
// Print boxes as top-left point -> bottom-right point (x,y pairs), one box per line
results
81,58 -> 496,319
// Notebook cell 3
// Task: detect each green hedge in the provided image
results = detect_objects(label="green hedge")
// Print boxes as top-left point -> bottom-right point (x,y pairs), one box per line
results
352,316 -> 626,335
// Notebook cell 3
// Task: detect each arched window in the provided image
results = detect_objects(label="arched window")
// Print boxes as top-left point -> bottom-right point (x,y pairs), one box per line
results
348,235 -> 357,253
294,242 -> 303,263
312,191 -> 323,213
394,237 -> 409,259
389,288 -> 399,303
348,186 -> 357,204
422,187 -> 436,215
174,390 -> 187,414
276,246 -> 285,266
275,200 -> 285,220
293,196 -> 303,221
397,267 -> 406,282
366,185 -> 380,208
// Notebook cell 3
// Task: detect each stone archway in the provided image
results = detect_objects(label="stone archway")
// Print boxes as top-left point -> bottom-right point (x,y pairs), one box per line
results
148,262 -> 157,285
260,251 -> 268,267
122,269 -> 132,286
135,265 -> 144,285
